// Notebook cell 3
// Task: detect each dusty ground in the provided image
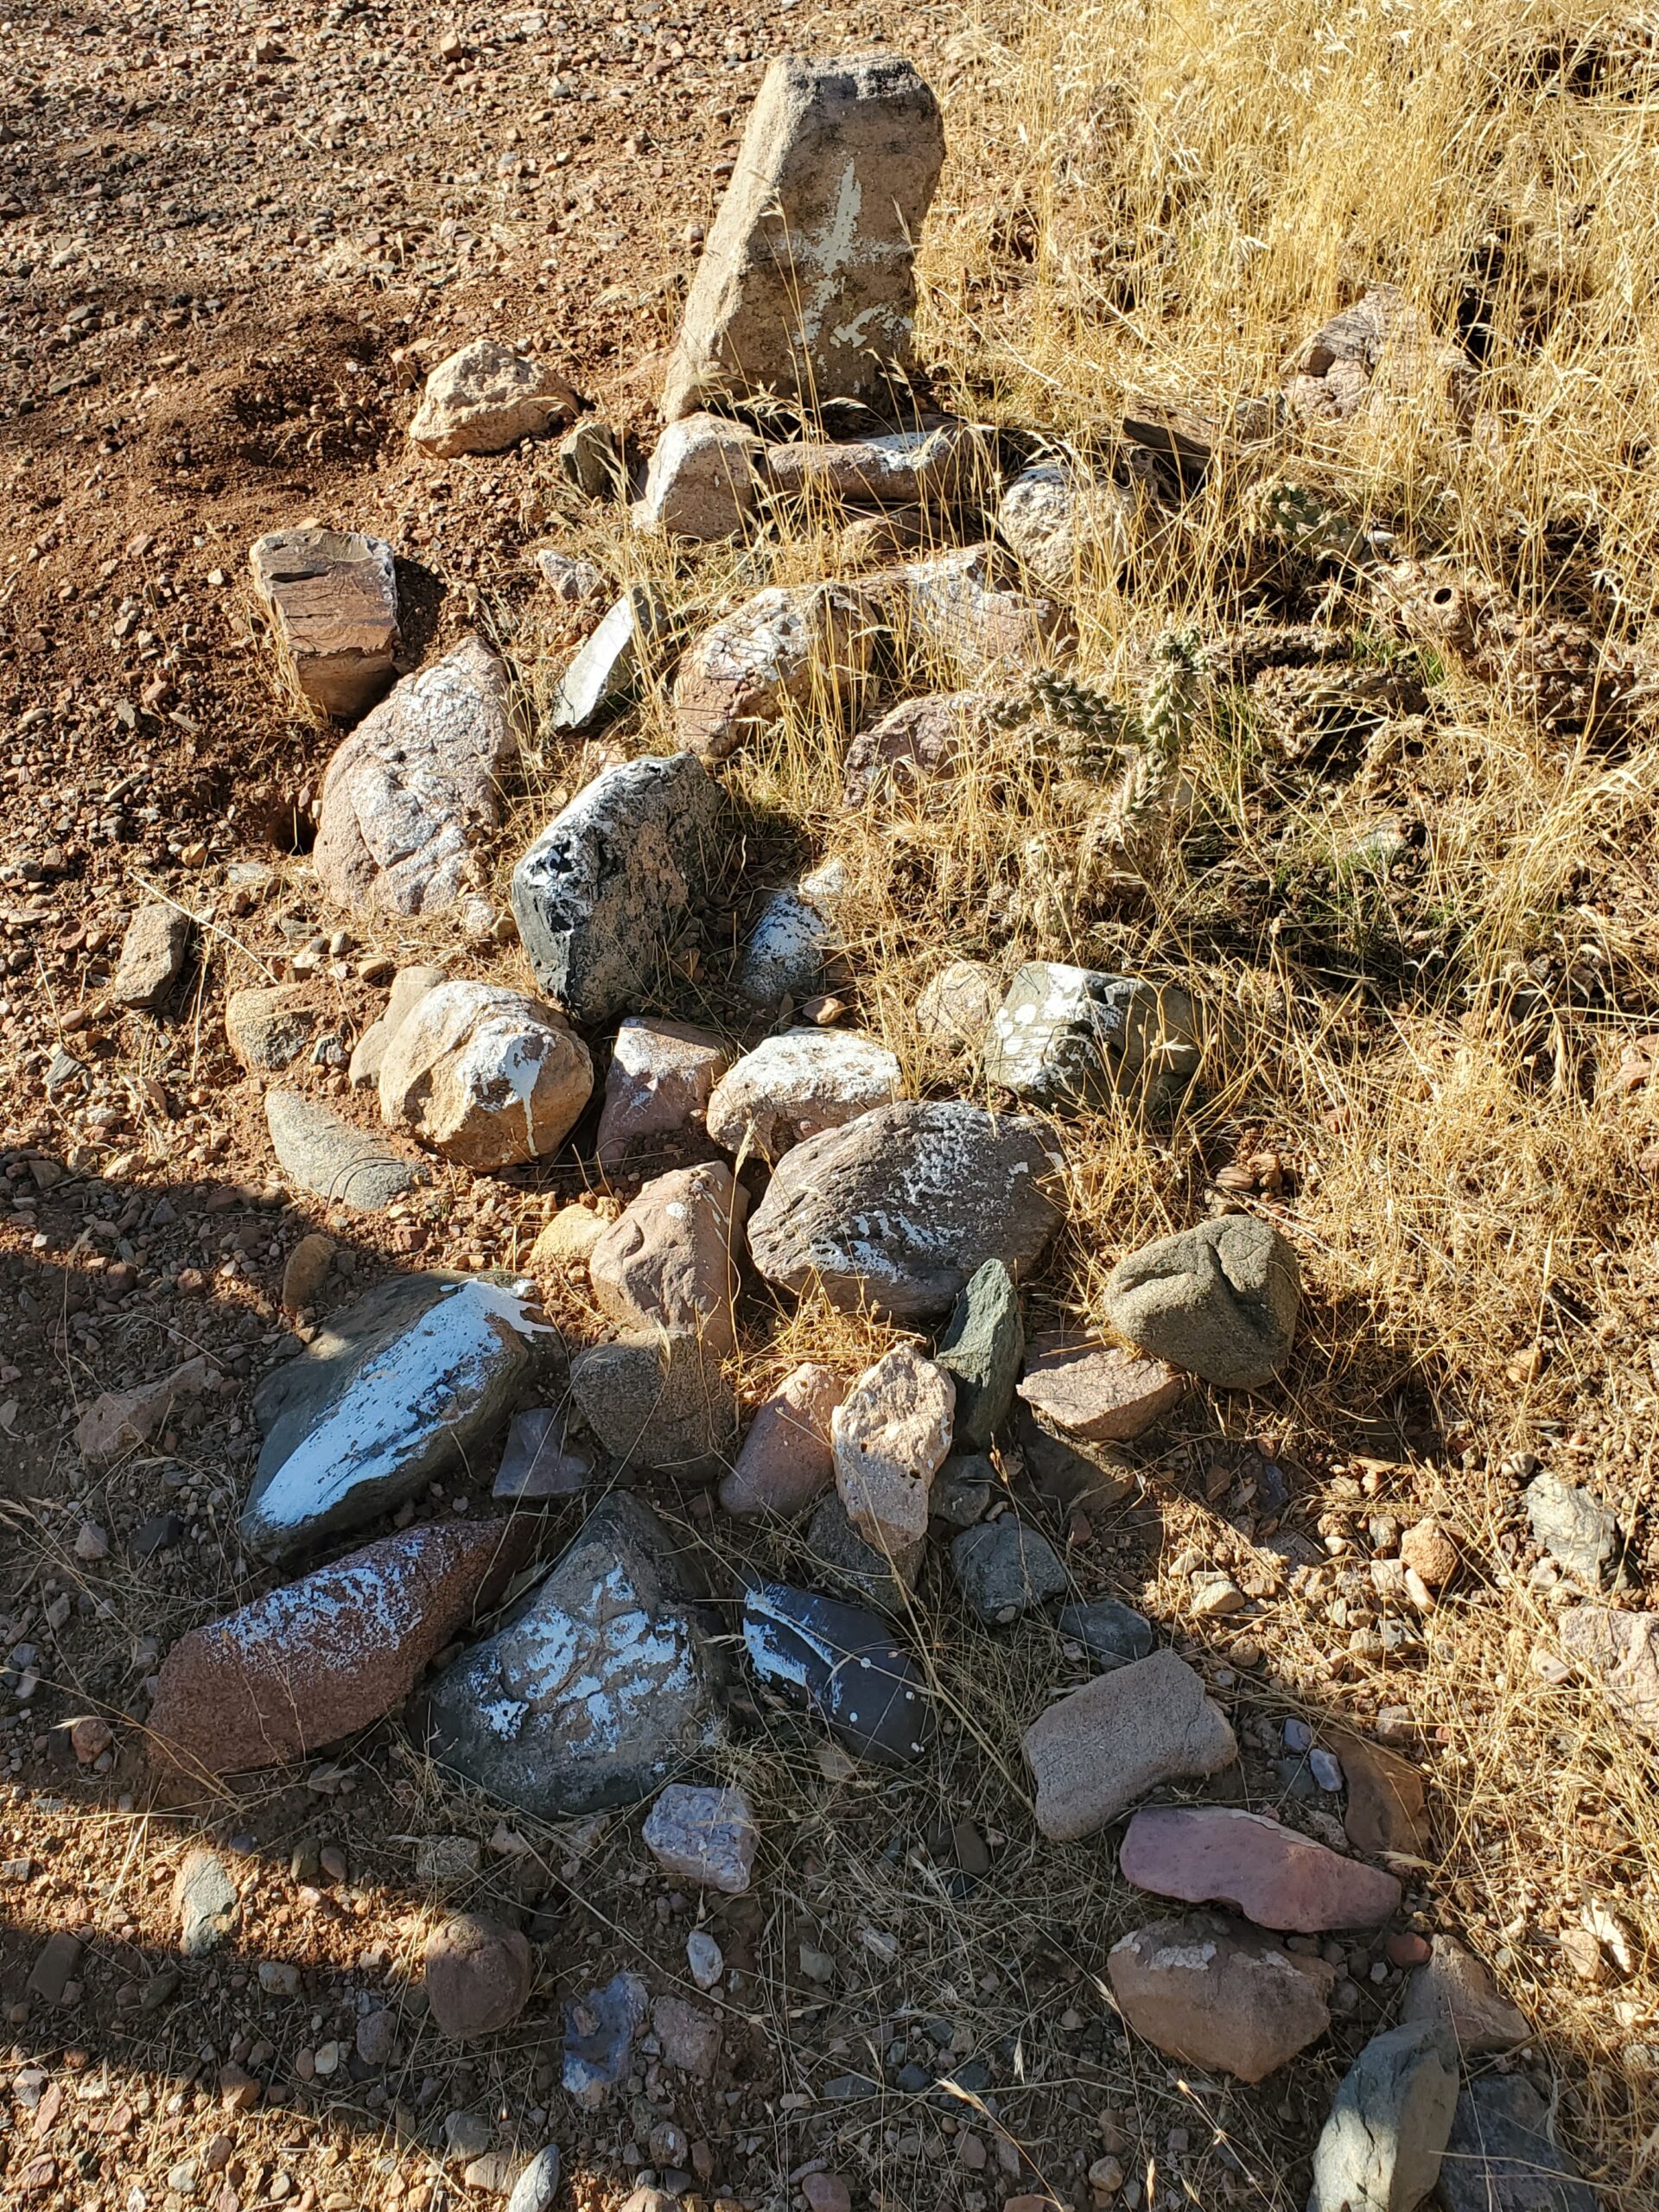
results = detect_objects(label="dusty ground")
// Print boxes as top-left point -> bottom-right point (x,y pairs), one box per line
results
3,3 -> 1659,2211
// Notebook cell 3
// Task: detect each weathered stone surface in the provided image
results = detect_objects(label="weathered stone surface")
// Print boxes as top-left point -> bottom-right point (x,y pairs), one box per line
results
734,861 -> 847,1007
1107,1912 -> 1335,2083
1057,1599 -> 1154,1669
805,1491 -> 923,1616
1334,1732 -> 1431,1858
264,1090 -> 423,1212
672,583 -> 874,759
742,1580 -> 933,1765
536,546 -> 605,601
914,957 -> 999,1042
766,421 -> 992,506
1016,1337 -> 1184,1445
589,1161 -> 747,1354
660,53 -> 944,421
75,1356 -> 212,1470
563,1970 -> 648,2105
559,413 -> 623,499
1399,1934 -> 1530,2056
879,543 -> 1072,676
931,1452 -> 995,1526
1284,284 -> 1472,426
934,1259 -> 1023,1450
1307,2020 -> 1457,2212
281,1231 -> 335,1314
841,690 -> 1006,808
547,585 -> 668,732
492,1407 -> 596,1501
377,979 -> 593,1170
175,1848 -> 239,1958
249,527 -> 399,719
707,1028 -> 900,1162
642,1783 -> 759,1895
147,1521 -> 530,1785
951,1517 -> 1066,1623
243,1274 -> 550,1561
111,903 -> 193,1009
1024,1648 -> 1237,1841
996,461 -> 1134,592
349,963 -> 448,1090
505,2146 -> 563,2212
1399,1517 -> 1459,1588
313,638 -> 517,918
1119,1805 -> 1402,1930
596,1015 -> 731,1175
512,753 -> 729,1026
985,963 -> 1201,1113
529,1204 -> 608,1272
747,1099 -> 1063,1320
1104,1216 -> 1301,1389
569,1332 -> 737,1479
410,339 -> 579,456
719,1362 -> 846,1517
424,1912 -> 533,2039
1527,1471 -> 1618,1586
424,1496 -> 723,1815
1436,2075 -> 1595,2212
635,412 -> 764,540
226,982 -> 320,1072
1557,1605 -> 1659,1739
832,1344 -> 954,1553
652,1994 -> 721,2078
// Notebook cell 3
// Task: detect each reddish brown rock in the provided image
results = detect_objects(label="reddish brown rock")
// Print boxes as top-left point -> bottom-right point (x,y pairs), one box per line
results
423,1911 -> 533,2040
719,1362 -> 848,1518
1399,1933 -> 1530,2055
1400,1517 -> 1459,1588
1015,1337 -> 1184,1445
1108,1911 -> 1336,2082
841,690 -> 1006,809
1333,1732 -> 1431,1858
596,1015 -> 732,1175
1024,1649 -> 1237,1842
147,1520 -> 531,1787
588,1161 -> 748,1355
75,1356 -> 213,1470
1119,1806 -> 1402,1931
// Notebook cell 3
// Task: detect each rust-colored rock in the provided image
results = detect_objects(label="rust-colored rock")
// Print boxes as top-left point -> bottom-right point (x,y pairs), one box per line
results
1119,1805 -> 1402,1930
1015,1337 -> 1184,1444
423,1911 -> 533,2040
1109,1911 -> 1336,2082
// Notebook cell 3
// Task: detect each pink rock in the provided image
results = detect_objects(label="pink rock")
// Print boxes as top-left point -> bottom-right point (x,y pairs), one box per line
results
719,1363 -> 847,1517
1016,1337 -> 1184,1443
588,1160 -> 748,1354
1120,1805 -> 1402,1931
75,1355 -> 213,1469
1109,1911 -> 1335,2082
596,1014 -> 732,1175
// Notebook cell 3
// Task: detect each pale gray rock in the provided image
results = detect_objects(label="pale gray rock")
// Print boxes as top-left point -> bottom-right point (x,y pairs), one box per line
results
1104,1215 -> 1301,1389
766,421 -> 994,506
111,903 -> 192,1010
548,585 -> 668,731
535,546 -> 605,601
410,339 -> 579,456
423,1496 -> 724,1815
1306,2019 -> 1457,2212
914,957 -> 999,1042
226,982 -> 318,1072
569,1331 -> 738,1480
996,461 -> 1135,591
348,963 -> 448,1090
505,2146 -> 563,2212
265,1090 -> 423,1212
1526,1471 -> 1618,1587
1023,1648 -> 1238,1840
706,1028 -> 901,1162
1436,2075 -> 1595,2212
174,1848 -> 238,1959
1399,1933 -> 1530,2056
984,962 -> 1200,1112
248,527 -> 399,719
634,412 -> 764,540
672,582 -> 874,758
492,1407 -> 596,1501
832,1343 -> 954,1553
563,1970 -> 649,2106
1558,1604 -> 1659,1739
642,1783 -> 759,1895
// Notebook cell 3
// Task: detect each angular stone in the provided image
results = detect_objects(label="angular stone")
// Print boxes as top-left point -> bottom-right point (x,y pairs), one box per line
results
985,963 -> 1200,1113
536,546 -> 605,601
661,53 -> 944,421
377,979 -> 593,1171
174,1848 -> 238,1958
742,1581 -> 933,1765
75,1355 -> 212,1470
423,1912 -> 533,2039
547,585 -> 668,733
635,412 -> 764,540
596,1015 -> 732,1175
841,690 -> 1007,808
1399,1517 -> 1459,1588
1284,285 -> 1472,427
642,1783 -> 759,1895
1307,2020 -> 1457,2212
1119,1805 -> 1402,1930
934,1259 -> 1023,1449
1107,1912 -> 1335,2083
505,2145 -> 563,2212
996,461 -> 1134,592
410,339 -> 579,456
1016,1337 -> 1183,1445
243,1274 -> 551,1561
878,543 -> 1072,676
951,1517 -> 1066,1624
1334,1732 -> 1431,1858
1526,1471 -> 1618,1587
1104,1216 -> 1301,1390
1436,2075 -> 1595,2212
563,1970 -> 648,2106
766,421 -> 992,506
512,753 -> 729,1026
248,527 -> 399,719
747,1098 -> 1063,1321
226,982 -> 320,1072
559,412 -> 623,498
1023,1648 -> 1237,1841
672,583 -> 874,760
349,963 -> 448,1090
832,1344 -> 954,1552
719,1362 -> 846,1517
1399,1934 -> 1530,2056
148,1520 -> 530,1785
734,863 -> 846,1007
1557,1604 -> 1659,1739
111,903 -> 192,1010
804,1491 -> 924,1617
652,1993 -> 721,2078
1057,1599 -> 1154,1669
493,1408 -> 596,1502
931,1452 -> 995,1529
529,1204 -> 608,1271
569,1332 -> 737,1479
589,1161 -> 747,1354
914,957 -> 999,1042
313,638 -> 517,918
423,1496 -> 724,1815
707,1028 -> 900,1162
264,1090 -> 423,1212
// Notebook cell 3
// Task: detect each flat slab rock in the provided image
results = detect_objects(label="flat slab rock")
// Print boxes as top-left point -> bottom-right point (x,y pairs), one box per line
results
1023,1648 -> 1237,1841
265,1090 -> 423,1213
766,421 -> 990,506
746,1097 -> 1063,1321
1557,1604 -> 1659,1738
147,1520 -> 530,1787
423,1495 -> 724,1815
248,526 -> 399,720
549,585 -> 668,733
1108,1911 -> 1336,2083
243,1273 -> 551,1562
743,1580 -> 932,1765
1016,1335 -> 1183,1444
1119,1804 -> 1402,1930
706,1027 -> 900,1162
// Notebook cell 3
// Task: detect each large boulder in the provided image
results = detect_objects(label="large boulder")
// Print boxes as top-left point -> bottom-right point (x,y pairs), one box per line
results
746,1099 -> 1062,1320
376,979 -> 593,1171
1108,1913 -> 1335,2083
983,963 -> 1200,1113
706,1029 -> 901,1162
423,1496 -> 725,1815
410,338 -> 579,455
312,637 -> 517,919
660,54 -> 944,421
588,1162 -> 747,1354
248,527 -> 399,720
671,584 -> 874,760
242,1274 -> 552,1561
1103,1216 -> 1301,1389
512,753 -> 729,1027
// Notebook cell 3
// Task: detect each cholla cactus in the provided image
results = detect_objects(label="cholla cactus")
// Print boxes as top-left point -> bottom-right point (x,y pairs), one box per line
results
1090,627 -> 1207,873
1244,476 -> 1372,569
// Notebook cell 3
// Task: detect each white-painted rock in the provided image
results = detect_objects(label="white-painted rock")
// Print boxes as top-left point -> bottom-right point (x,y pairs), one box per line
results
378,980 -> 593,1170
248,527 -> 399,720
642,1783 -> 760,1895
634,413 -> 764,541
706,1028 -> 900,1163
672,583 -> 874,759
588,1162 -> 747,1354
410,339 -> 579,456
734,860 -> 847,1008
596,1015 -> 733,1175
831,1344 -> 954,1554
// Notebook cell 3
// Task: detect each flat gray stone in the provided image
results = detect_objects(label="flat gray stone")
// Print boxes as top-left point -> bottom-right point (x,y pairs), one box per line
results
1399,1933 -> 1530,2056
505,2145 -> 563,2212
984,962 -> 1200,1112
1104,1215 -> 1300,1389
174,1847 -> 238,1959
934,1258 -> 1024,1449
111,904 -> 193,1010
951,1517 -> 1066,1624
1307,2019 -> 1457,2212
423,1496 -> 724,1816
1526,1471 -> 1617,1587
563,1970 -> 649,2107
548,585 -> 667,732
1024,1648 -> 1237,1841
1436,2075 -> 1595,2212
1057,1599 -> 1154,1669
264,1090 -> 423,1213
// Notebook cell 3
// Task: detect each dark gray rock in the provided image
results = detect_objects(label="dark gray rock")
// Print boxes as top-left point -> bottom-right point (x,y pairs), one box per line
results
243,1273 -> 550,1562
1306,2019 -> 1457,2212
984,962 -> 1200,1113
934,1259 -> 1023,1449
742,1582 -> 933,1766
1104,1215 -> 1300,1389
804,1491 -> 922,1617
747,1099 -> 1063,1321
1016,1403 -> 1136,1515
493,1407 -> 596,1501
951,1517 -> 1067,1623
264,1090 -> 423,1213
1526,1471 -> 1618,1587
569,1332 -> 737,1482
1057,1599 -> 1154,1669
563,1970 -> 649,2107
423,1496 -> 724,1815
931,1452 -> 995,1529
1436,2075 -> 1595,2212
511,753 -> 728,1026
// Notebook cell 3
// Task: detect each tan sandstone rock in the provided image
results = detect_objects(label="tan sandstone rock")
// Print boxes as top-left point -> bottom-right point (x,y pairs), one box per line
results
248,527 -> 399,720
378,979 -> 593,1170
831,1344 -> 955,1554
410,339 -> 579,456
